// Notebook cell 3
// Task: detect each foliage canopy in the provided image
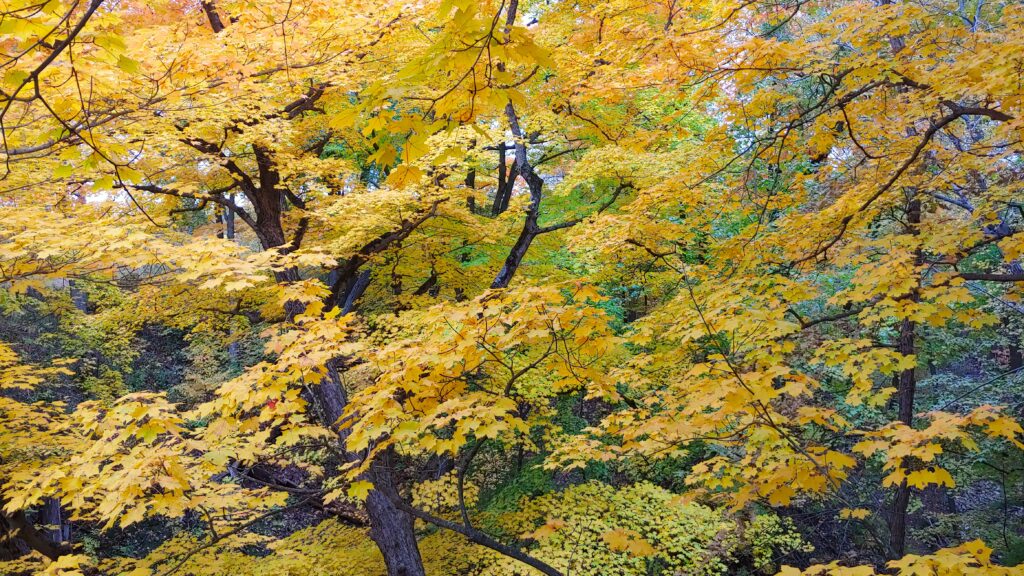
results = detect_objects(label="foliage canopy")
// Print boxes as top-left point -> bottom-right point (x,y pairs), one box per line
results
1,0 -> 1024,574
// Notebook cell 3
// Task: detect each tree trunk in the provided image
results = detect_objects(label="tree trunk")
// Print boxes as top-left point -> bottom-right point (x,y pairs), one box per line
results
259,214 -> 425,576
201,1 -> 226,32
39,499 -> 69,549
0,492 -> 63,561
491,210 -> 539,289
889,196 -> 921,559
343,270 -> 372,315
190,6 -> 426,571
224,194 -> 236,240
0,510 -> 29,561
366,455 -> 425,576
255,206 -> 303,284
319,362 -> 426,576
253,204 -> 287,252
492,104 -> 544,289
491,145 -> 517,217
271,266 -> 426,575
465,146 -> 477,214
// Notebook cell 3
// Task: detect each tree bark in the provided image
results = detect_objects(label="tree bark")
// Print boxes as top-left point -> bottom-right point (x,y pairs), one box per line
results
201,1 -> 226,33
224,194 -> 236,240
0,493 -> 64,561
319,362 -> 426,576
342,270 -> 372,315
491,145 -> 517,216
264,238 -> 426,575
491,105 -> 544,289
889,196 -> 921,559
193,9 -> 423,569
365,454 -> 426,576
170,5 -> 426,573
39,499 -> 69,549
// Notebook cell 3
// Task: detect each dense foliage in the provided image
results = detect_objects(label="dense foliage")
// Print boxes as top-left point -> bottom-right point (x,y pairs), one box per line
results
1,0 -> 1023,575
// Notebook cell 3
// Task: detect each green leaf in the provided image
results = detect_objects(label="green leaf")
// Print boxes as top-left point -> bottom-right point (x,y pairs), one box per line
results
117,55 -> 141,74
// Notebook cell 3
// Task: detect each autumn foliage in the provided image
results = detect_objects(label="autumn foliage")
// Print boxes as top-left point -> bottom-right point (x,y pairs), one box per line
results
1,0 -> 1024,575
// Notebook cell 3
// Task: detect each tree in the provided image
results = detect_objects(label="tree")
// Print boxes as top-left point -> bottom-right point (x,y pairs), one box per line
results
1,0 -> 1023,575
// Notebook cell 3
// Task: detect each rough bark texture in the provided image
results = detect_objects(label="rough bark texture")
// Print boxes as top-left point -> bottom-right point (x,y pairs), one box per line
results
889,196 -> 921,559
365,455 -> 425,576
39,499 -> 69,548
319,363 -> 426,576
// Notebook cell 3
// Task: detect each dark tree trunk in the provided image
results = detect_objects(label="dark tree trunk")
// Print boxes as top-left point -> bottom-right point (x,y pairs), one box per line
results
498,162 -> 516,215
318,362 -> 426,576
252,199 -> 287,251
343,270 -> 373,314
889,196 -> 921,559
187,7 -> 424,572
465,148 -> 477,214
491,144 -> 518,217
242,184 -> 425,576
330,261 -> 368,312
492,145 -> 507,216
366,455 -> 425,576
224,194 -> 236,240
0,492 -> 63,561
201,1 -> 226,32
491,205 -> 539,289
39,499 -> 69,549
317,359 -> 350,428
492,104 -> 544,289
0,510 -> 29,561
254,201 -> 303,284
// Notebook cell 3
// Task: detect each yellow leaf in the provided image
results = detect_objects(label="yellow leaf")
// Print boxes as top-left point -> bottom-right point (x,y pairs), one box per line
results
347,480 -> 373,501
117,55 -> 142,74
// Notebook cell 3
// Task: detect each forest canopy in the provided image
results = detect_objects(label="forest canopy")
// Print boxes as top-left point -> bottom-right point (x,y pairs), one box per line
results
1,0 -> 1023,575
